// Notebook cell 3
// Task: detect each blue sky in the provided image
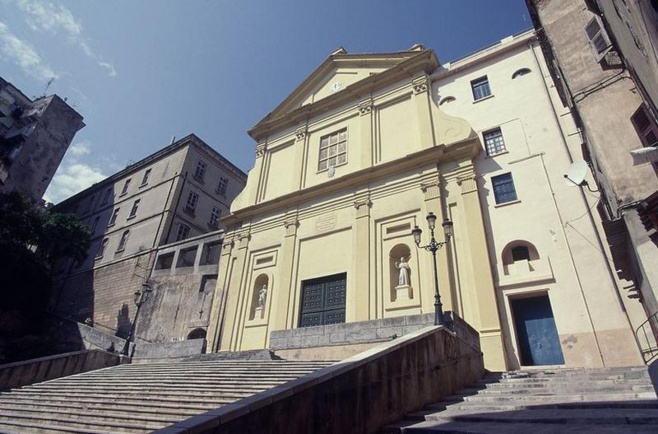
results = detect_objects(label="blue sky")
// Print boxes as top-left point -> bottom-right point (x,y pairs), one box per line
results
0,0 -> 531,203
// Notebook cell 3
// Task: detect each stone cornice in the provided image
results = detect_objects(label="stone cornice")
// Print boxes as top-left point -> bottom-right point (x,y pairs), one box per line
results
249,50 -> 439,142
222,137 -> 478,225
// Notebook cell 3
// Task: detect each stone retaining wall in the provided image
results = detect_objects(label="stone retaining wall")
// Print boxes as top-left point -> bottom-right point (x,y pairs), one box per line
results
269,313 -> 434,350
0,349 -> 121,390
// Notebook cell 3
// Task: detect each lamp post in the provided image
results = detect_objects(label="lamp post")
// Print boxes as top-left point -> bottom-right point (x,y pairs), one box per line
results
411,212 -> 453,326
121,282 -> 153,356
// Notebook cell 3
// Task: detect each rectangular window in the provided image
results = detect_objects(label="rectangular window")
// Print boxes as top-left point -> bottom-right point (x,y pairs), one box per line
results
492,173 -> 518,204
120,179 -> 131,196
90,216 -> 100,233
631,105 -> 658,171
176,223 -> 190,241
141,169 -> 152,186
318,129 -> 347,172
128,199 -> 140,218
471,76 -> 491,101
200,241 -> 221,265
101,188 -> 112,205
209,207 -> 221,228
483,128 -> 507,156
117,230 -> 130,252
96,238 -> 108,258
108,208 -> 120,226
86,195 -> 95,213
185,191 -> 199,211
216,177 -> 229,195
585,16 -> 612,61
194,160 -> 207,181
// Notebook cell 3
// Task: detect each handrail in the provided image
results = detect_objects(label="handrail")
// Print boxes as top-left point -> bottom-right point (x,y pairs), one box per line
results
635,310 -> 658,364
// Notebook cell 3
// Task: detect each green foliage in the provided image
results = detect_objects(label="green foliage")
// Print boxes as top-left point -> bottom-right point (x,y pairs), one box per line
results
0,192 -> 91,337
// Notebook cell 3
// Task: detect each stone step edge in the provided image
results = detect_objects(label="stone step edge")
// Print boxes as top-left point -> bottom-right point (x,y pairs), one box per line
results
0,412 -> 165,432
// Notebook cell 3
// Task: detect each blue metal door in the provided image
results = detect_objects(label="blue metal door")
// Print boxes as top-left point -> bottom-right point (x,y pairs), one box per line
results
511,295 -> 564,366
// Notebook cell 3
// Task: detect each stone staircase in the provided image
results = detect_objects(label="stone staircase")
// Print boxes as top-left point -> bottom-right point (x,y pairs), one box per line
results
385,366 -> 658,433
0,358 -> 332,433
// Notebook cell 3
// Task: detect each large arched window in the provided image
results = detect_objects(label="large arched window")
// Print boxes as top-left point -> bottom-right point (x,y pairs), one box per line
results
502,241 -> 539,275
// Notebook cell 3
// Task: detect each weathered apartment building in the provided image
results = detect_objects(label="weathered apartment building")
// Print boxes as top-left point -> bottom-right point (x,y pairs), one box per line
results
50,134 -> 246,342
203,29 -> 645,371
526,0 -> 658,361
0,77 -> 84,202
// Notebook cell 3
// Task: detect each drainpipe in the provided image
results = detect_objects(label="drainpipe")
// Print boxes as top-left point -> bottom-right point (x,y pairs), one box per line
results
528,39 -> 640,365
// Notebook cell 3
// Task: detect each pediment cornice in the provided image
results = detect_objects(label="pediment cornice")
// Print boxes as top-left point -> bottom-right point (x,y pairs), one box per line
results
249,50 -> 439,142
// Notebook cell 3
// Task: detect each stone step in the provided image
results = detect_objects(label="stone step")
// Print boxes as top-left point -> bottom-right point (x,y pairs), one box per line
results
424,399 -> 658,413
30,381 -> 287,392
0,392 -> 233,407
456,384 -> 655,396
395,420 -> 658,433
0,411 -> 162,433
442,391 -> 656,405
0,406 -> 180,427
384,367 -> 658,433
0,395 -> 219,412
0,420 -> 115,434
5,388 -> 254,402
420,407 -> 658,423
0,401 -> 203,418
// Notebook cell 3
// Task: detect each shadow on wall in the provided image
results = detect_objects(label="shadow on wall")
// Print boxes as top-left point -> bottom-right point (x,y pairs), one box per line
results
116,304 -> 132,339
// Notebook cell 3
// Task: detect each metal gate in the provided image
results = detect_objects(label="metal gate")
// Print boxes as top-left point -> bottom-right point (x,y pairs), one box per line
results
299,273 -> 346,328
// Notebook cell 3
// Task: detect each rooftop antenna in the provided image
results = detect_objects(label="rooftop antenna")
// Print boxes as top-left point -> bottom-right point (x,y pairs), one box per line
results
42,77 -> 55,97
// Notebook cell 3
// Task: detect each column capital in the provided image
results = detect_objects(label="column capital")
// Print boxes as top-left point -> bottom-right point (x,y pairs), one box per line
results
256,142 -> 267,158
283,219 -> 299,237
358,99 -> 373,116
295,128 -> 307,141
457,175 -> 479,194
412,75 -> 429,95
354,198 -> 373,218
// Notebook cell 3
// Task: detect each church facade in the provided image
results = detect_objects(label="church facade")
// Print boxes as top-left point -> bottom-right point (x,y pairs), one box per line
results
206,31 -> 645,371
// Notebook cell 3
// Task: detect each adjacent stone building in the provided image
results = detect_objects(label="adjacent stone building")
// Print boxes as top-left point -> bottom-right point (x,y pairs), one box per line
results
526,0 -> 658,361
0,77 -> 85,202
206,32 -> 645,371
50,134 -> 246,341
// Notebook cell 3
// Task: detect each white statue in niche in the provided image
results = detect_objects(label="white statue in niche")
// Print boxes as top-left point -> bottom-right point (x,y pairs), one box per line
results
395,257 -> 411,287
257,284 -> 267,309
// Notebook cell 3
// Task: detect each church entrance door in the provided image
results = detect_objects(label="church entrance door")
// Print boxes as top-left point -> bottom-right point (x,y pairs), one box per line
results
299,273 -> 346,327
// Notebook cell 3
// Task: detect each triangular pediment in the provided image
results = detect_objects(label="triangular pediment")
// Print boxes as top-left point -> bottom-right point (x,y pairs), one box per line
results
251,47 -> 438,139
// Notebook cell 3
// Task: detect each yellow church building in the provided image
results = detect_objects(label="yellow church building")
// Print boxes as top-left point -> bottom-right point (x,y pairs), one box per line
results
206,31 -> 646,371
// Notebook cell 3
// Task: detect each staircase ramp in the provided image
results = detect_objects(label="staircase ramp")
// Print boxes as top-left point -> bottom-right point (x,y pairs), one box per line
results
0,358 -> 331,433
384,367 -> 658,433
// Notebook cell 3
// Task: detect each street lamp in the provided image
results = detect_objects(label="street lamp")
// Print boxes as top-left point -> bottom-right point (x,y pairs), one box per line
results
121,282 -> 153,356
412,212 -> 453,326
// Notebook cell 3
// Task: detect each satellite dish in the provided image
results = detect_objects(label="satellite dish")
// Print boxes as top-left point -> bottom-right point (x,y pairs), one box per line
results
564,160 -> 588,187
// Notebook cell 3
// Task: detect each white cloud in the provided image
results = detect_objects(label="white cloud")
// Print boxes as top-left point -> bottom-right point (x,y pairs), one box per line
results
16,0 -> 117,77
44,141 -> 107,204
0,21 -> 56,81
69,141 -> 91,156
18,0 -> 82,36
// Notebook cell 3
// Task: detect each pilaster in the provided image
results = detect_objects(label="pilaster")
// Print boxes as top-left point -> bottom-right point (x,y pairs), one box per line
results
353,196 -> 372,321
455,167 -> 506,371
219,230 -> 251,351
412,75 -> 436,149
358,99 -> 374,168
271,215 -> 300,331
